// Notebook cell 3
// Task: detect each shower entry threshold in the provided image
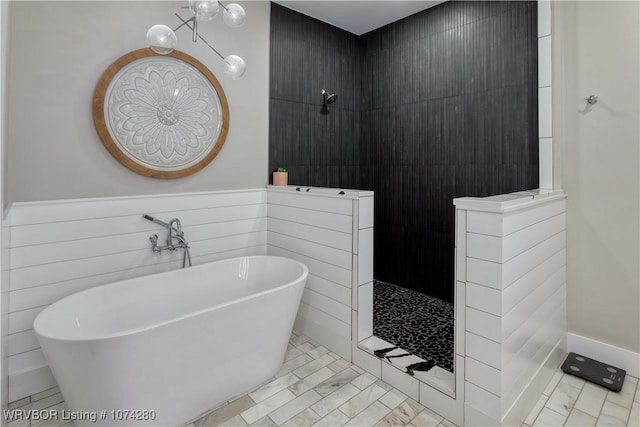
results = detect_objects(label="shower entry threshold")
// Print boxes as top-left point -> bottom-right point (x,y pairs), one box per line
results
358,335 -> 455,398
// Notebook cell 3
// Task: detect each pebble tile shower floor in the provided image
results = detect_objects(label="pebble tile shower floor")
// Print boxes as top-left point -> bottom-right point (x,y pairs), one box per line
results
373,281 -> 454,373
7,330 -> 639,426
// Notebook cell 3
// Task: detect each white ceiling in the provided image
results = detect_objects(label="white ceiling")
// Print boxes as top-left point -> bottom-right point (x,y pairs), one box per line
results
273,1 -> 446,36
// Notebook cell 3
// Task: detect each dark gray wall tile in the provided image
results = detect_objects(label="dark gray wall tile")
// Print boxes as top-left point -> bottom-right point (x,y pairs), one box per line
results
270,1 -> 538,302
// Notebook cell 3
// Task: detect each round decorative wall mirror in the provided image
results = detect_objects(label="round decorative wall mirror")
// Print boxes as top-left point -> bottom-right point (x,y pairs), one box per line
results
93,48 -> 229,179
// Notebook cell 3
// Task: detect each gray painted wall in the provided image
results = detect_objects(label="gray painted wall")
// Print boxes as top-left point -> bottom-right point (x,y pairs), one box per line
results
0,0 -> 8,413
554,1 -> 640,353
6,1 -> 270,203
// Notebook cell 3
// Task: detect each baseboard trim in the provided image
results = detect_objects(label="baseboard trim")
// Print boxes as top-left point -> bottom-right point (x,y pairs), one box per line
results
567,333 -> 640,377
293,314 -> 351,361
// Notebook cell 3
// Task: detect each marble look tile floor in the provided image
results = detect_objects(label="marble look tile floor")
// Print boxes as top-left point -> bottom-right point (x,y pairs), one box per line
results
373,280 -> 454,372
523,368 -> 639,427
183,330 -> 457,427
7,330 -> 640,427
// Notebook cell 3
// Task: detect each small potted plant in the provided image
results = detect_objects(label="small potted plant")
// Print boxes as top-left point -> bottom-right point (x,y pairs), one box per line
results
273,167 -> 288,186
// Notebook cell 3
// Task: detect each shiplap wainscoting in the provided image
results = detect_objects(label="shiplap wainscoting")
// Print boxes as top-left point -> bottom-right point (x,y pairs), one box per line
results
6,189 -> 268,402
454,190 -> 567,427
266,186 -> 374,362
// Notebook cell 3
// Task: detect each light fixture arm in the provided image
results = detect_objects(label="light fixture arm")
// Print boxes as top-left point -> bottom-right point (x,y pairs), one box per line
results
175,13 -> 225,60
173,14 -> 198,42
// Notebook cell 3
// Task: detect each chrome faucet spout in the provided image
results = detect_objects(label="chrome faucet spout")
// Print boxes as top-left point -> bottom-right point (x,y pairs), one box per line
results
167,218 -> 183,250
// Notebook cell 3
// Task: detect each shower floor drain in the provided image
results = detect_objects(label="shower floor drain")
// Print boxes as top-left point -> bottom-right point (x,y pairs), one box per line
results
561,352 -> 626,392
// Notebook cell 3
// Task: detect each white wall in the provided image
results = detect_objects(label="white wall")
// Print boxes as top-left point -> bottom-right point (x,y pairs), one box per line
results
553,1 -> 640,354
6,189 -> 267,402
6,1 -> 270,203
0,0 -> 8,420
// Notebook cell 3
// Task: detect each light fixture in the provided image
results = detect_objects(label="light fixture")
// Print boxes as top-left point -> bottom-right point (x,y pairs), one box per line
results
147,0 -> 247,79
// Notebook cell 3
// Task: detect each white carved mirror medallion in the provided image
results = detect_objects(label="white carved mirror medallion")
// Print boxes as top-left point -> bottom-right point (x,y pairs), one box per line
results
93,48 -> 230,179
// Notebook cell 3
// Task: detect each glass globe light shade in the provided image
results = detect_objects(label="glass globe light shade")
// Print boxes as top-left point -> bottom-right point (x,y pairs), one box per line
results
223,3 -> 246,28
146,25 -> 177,55
189,0 -> 219,21
223,55 -> 246,79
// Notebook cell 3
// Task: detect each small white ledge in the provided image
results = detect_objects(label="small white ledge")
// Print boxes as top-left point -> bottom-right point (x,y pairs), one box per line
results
267,185 -> 374,199
453,189 -> 566,213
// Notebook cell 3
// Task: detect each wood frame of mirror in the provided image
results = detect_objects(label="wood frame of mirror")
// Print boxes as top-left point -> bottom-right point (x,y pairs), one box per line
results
93,48 -> 230,179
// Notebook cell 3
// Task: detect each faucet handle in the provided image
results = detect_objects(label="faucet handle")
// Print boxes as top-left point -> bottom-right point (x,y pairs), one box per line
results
149,234 -> 162,253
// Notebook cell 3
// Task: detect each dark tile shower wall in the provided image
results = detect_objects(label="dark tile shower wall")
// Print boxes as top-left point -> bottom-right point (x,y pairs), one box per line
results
269,2 -> 539,302
359,2 -> 539,301
269,4 -> 361,189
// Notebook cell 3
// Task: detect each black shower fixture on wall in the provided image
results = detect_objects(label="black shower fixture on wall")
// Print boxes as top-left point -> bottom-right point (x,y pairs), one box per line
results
320,89 -> 338,114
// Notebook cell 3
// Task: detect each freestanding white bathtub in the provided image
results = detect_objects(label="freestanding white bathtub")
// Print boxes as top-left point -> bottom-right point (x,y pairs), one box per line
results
34,256 -> 308,426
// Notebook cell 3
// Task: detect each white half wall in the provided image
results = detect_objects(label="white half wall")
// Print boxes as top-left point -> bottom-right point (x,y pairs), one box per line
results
6,189 -> 268,402
6,1 -> 270,203
266,185 -> 374,362
455,190 -> 568,426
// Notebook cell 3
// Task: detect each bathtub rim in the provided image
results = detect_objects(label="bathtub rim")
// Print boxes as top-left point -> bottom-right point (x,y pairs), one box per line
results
33,255 -> 308,343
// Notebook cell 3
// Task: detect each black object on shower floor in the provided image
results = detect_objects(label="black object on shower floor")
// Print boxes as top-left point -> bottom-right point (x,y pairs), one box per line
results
373,280 -> 454,373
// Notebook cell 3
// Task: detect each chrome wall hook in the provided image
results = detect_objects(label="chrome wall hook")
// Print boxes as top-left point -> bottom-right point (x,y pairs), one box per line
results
585,95 -> 599,105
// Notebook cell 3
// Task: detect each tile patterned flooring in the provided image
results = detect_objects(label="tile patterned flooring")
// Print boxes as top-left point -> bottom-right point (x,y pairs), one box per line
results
373,281 -> 454,373
7,329 -> 640,427
183,330 -> 455,427
523,367 -> 639,427
6,386 -> 69,427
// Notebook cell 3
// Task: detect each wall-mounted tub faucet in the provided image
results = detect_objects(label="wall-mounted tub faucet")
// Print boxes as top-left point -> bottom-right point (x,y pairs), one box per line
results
143,214 -> 192,267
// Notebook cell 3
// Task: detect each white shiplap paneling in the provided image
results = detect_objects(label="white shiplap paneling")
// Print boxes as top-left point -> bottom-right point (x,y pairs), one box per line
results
466,213 -> 565,263
267,187 -> 373,361
7,186 -> 373,404
466,230 -> 566,290
456,192 -> 567,425
267,217 -> 351,252
7,189 -> 267,402
268,245 -> 351,288
267,203 -> 352,234
465,198 -> 565,237
267,231 -> 351,270
7,190 -> 265,226
267,191 -> 352,216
